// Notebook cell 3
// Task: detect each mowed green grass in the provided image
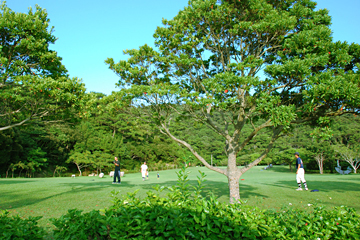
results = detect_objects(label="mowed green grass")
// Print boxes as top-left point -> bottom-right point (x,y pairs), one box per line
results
1,165 -> 359,228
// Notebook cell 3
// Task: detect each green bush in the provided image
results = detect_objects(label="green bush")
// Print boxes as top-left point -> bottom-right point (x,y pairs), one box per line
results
0,210 -> 45,240
50,209 -> 108,240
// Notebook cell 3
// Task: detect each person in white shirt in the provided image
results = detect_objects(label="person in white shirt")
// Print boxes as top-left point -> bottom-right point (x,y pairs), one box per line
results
140,162 -> 148,181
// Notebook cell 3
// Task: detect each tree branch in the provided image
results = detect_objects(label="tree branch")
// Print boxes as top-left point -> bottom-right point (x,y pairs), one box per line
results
160,122 -> 226,175
0,118 -> 31,131
236,119 -> 272,153
240,126 -> 283,174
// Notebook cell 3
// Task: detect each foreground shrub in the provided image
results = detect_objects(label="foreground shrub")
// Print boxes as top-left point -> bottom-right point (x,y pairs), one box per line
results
0,210 -> 45,240
50,209 -> 108,240
50,167 -> 360,239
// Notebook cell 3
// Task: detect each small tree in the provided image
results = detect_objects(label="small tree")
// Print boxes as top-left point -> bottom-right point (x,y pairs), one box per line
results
307,139 -> 334,174
10,163 -> 16,178
14,161 -> 26,177
26,147 -> 47,177
5,163 -> 13,178
53,165 -> 68,177
314,152 -> 325,174
91,151 -> 113,175
67,151 -> 93,176
270,148 -> 296,171
334,146 -> 360,173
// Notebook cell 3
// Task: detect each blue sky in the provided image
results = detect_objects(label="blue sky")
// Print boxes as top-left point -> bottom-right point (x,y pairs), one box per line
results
7,0 -> 360,96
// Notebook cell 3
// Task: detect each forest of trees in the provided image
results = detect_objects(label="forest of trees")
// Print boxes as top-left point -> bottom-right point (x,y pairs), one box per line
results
1,0 -> 359,187
1,97 -> 359,178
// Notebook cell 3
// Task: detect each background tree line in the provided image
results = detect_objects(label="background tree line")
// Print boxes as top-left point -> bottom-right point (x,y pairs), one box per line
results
1,97 -> 359,177
1,1 -> 359,180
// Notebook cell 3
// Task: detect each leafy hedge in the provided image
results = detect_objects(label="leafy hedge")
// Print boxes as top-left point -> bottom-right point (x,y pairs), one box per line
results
0,210 -> 44,240
2,168 -> 360,239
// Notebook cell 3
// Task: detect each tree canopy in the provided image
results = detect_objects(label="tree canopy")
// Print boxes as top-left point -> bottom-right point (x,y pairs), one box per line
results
106,0 -> 360,202
0,2 -> 86,131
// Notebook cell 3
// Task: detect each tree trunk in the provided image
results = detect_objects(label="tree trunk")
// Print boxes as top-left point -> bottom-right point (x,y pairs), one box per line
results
5,165 -> 10,178
75,163 -> 82,176
319,159 -> 323,174
160,123 -> 281,204
227,152 -> 241,204
227,174 -> 241,204
315,153 -> 324,174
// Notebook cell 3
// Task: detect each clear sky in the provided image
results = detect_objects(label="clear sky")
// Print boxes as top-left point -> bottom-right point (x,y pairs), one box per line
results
7,0 -> 360,96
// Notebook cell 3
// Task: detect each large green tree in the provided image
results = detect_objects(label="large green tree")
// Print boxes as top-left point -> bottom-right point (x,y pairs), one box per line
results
106,0 -> 360,203
87,94 -> 188,171
0,2 -> 85,131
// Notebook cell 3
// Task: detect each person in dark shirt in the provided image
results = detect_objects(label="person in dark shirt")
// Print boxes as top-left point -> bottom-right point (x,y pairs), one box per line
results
295,152 -> 308,191
113,157 -> 121,184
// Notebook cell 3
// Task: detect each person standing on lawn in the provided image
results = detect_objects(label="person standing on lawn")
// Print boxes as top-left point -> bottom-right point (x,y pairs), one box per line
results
141,162 -> 148,181
295,152 -> 308,191
113,157 -> 121,184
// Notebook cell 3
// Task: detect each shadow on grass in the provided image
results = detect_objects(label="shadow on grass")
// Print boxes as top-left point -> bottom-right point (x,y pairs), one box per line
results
267,179 -> 360,193
0,180 -> 36,184
1,177 -> 267,210
134,179 -> 268,200
330,175 -> 360,181
0,181 -> 136,209
264,166 -> 293,173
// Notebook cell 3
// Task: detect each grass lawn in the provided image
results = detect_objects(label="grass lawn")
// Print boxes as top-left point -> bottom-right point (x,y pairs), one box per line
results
1,165 -> 359,229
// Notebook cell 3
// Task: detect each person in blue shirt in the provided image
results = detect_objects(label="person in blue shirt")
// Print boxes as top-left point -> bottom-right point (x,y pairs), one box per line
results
295,152 -> 308,191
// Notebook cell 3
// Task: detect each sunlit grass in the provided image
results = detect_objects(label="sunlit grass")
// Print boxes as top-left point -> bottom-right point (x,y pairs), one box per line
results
1,165 -> 359,228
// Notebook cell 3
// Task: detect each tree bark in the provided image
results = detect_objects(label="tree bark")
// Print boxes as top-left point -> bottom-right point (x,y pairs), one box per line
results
228,175 -> 241,204
75,163 -> 82,176
5,165 -> 11,178
315,153 -> 324,174
226,149 -> 242,203
0,118 -> 30,131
